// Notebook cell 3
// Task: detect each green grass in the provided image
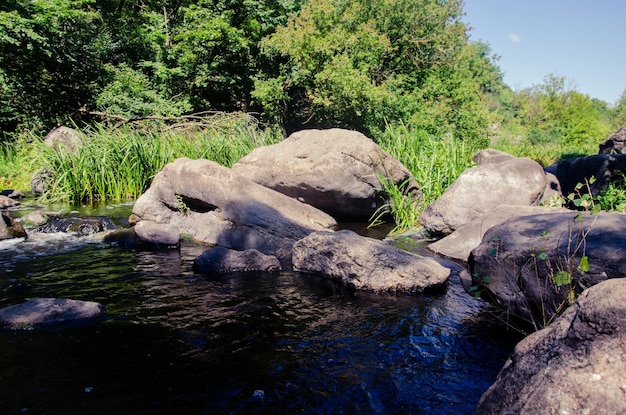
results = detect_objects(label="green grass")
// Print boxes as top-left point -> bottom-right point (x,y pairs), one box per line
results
26,113 -> 282,202
374,122 -> 483,234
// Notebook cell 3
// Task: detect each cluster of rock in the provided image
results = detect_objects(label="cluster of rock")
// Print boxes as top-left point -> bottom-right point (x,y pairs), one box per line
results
3,125 -> 626,412
415,130 -> 626,414
128,128 -> 450,292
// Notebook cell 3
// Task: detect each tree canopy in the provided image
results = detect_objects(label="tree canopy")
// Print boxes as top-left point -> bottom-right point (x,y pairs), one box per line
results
0,0 -> 622,146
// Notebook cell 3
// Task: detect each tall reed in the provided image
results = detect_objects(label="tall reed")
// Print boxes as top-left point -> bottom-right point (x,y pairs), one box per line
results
375,123 -> 482,232
34,114 -> 282,202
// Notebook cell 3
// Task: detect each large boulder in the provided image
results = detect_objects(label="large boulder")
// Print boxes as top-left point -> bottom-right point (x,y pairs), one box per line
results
292,229 -> 450,293
0,298 -> 104,330
0,195 -> 19,209
194,247 -> 281,274
428,205 -> 569,262
477,278 -> 626,414
420,156 -> 548,237
231,128 -> 421,221
462,211 -> 626,330
548,153 -> 626,197
130,157 -> 337,260
43,126 -> 82,152
598,125 -> 626,154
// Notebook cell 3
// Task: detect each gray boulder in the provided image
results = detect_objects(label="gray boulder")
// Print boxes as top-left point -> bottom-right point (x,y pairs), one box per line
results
598,125 -> 626,154
194,247 -> 281,274
428,205 -> 569,262
477,278 -> 626,415
232,128 -> 421,221
549,153 -> 626,198
292,229 -> 450,293
130,157 -> 337,260
463,211 -> 626,330
0,298 -> 104,329
472,148 -> 516,165
420,156 -> 548,237
43,126 -> 82,152
134,220 -> 180,246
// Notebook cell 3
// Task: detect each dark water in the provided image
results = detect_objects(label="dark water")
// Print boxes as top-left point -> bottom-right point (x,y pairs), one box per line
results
0,202 -> 520,415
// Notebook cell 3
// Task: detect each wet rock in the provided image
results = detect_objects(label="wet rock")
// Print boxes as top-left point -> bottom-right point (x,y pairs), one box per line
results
0,189 -> 23,199
34,216 -> 117,236
194,246 -> 281,274
232,128 -> 421,221
477,278 -> 626,414
133,220 -> 179,246
0,298 -> 104,330
420,155 -> 547,237
293,229 -> 450,293
130,157 -> 337,260
0,195 -> 20,209
1,213 -> 27,240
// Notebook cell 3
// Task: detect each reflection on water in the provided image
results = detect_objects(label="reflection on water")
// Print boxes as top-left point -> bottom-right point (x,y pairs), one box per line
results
0,205 -> 519,415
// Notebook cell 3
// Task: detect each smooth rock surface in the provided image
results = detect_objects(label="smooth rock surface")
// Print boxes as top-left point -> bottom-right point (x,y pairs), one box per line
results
420,156 -> 547,237
232,128 -> 421,221
293,229 -> 450,293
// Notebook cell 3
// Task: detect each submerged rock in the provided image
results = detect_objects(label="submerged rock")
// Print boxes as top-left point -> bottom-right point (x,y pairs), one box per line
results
0,298 -> 104,330
194,246 -> 281,274
293,229 -> 450,293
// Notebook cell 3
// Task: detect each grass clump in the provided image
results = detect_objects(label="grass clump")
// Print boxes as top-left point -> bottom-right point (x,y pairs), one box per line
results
373,122 -> 484,234
32,113 -> 282,202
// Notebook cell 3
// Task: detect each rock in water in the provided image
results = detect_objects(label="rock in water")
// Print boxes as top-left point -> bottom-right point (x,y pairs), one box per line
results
293,229 -> 450,293
0,298 -> 104,330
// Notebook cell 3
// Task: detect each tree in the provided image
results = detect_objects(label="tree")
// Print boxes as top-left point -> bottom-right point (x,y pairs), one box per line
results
252,0 -> 499,141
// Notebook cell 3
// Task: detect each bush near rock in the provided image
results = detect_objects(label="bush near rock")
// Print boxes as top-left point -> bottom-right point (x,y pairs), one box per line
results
293,229 -> 450,293
476,278 -> 626,415
232,128 -> 421,221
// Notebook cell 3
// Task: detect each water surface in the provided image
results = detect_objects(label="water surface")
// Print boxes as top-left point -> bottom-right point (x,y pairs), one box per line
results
0,203 -> 519,414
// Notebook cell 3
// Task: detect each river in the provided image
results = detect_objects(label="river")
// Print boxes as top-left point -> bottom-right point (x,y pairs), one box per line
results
0,201 -> 520,414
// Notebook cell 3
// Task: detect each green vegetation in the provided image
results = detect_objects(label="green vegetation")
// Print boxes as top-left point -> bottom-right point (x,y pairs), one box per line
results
1,0 -> 626,233
31,114 -> 281,202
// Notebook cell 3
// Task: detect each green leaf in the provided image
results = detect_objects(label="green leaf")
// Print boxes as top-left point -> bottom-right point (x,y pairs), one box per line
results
590,204 -> 602,215
553,270 -> 571,286
489,248 -> 497,257
578,256 -> 589,273
482,276 -> 490,283
538,252 -> 548,260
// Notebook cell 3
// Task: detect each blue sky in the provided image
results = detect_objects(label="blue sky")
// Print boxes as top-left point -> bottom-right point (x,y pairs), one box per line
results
463,1 -> 626,105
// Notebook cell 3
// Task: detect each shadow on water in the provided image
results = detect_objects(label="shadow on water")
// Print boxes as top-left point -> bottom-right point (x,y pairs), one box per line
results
0,203 -> 521,415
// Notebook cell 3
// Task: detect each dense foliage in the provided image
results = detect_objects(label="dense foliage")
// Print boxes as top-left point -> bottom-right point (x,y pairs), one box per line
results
1,0 -> 626,220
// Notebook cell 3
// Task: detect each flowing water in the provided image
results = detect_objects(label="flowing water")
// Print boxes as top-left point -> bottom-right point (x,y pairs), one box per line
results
0,201 -> 520,415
